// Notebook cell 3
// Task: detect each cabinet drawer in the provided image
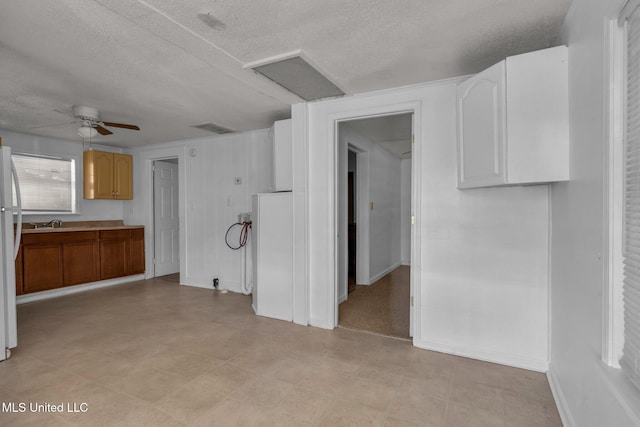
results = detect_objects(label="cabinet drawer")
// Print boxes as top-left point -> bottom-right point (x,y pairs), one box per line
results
99,229 -> 130,240
23,231 -> 98,244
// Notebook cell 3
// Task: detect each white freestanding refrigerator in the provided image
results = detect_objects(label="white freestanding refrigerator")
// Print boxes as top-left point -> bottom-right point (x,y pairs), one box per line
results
0,146 -> 22,362
251,192 -> 293,322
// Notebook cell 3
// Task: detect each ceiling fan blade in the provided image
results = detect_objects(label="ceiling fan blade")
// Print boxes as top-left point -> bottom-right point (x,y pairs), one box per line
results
95,125 -> 113,135
102,122 -> 140,131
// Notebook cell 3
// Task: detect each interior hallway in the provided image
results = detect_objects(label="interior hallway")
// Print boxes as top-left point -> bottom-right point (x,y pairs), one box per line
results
2,276 -> 561,426
339,266 -> 411,339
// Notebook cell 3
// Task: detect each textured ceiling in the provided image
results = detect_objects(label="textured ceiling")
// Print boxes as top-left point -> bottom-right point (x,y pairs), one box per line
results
0,0 -> 571,148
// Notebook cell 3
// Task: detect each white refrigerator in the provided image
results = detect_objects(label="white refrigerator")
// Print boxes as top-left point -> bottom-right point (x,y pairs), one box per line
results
0,146 -> 22,362
251,192 -> 293,322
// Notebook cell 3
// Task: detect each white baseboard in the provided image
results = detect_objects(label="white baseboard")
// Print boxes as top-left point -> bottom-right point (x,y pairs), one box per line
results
338,292 -> 347,304
368,262 -> 401,285
16,275 -> 145,305
547,365 -> 576,427
401,260 -> 410,266
414,338 -> 549,372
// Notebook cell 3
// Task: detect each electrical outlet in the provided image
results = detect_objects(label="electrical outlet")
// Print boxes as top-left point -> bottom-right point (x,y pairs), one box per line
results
238,212 -> 251,223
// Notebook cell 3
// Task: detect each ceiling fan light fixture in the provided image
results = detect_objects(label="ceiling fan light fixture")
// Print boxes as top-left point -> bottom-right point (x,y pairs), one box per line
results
77,126 -> 97,138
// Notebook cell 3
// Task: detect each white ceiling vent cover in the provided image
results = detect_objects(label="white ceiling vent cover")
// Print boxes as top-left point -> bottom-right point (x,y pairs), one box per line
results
248,55 -> 345,101
190,122 -> 234,134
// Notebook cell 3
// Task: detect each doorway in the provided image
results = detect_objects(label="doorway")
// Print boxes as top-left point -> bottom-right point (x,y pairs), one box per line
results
347,150 -> 357,294
153,159 -> 179,278
336,113 -> 413,339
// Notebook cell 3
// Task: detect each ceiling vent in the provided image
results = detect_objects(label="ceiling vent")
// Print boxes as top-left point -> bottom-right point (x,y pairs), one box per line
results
190,122 -> 234,134
249,55 -> 345,101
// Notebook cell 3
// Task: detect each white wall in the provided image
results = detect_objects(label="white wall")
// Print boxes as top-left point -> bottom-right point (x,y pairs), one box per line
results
338,124 -> 403,288
368,143 -> 402,282
126,129 -> 271,293
548,0 -> 640,425
298,79 -> 550,370
400,158 -> 411,265
0,129 -> 125,223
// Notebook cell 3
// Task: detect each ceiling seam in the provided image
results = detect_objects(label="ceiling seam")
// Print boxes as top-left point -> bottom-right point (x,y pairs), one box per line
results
135,0 -> 243,64
94,0 -> 297,104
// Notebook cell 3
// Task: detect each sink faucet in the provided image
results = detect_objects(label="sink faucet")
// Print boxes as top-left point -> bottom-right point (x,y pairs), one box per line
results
43,219 -> 63,228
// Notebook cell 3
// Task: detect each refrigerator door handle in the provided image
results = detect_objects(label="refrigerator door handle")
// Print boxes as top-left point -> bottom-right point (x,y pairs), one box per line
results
10,158 -> 22,260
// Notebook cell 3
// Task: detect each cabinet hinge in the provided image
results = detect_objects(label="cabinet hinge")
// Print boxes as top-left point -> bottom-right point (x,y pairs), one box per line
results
412,134 -> 415,144
411,215 -> 415,225
410,296 -> 414,307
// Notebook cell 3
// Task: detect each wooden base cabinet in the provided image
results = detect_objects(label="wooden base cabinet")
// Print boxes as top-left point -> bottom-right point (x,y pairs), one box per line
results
18,228 -> 144,295
23,243 -> 63,294
99,229 -> 145,280
130,228 -> 145,274
15,245 -> 23,295
63,234 -> 100,286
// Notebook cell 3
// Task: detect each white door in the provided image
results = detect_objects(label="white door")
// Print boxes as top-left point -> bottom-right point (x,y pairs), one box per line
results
153,160 -> 179,277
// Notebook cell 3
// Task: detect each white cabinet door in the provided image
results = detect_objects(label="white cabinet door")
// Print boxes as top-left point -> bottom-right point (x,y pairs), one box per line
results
272,119 -> 293,191
456,61 -> 506,189
456,46 -> 569,189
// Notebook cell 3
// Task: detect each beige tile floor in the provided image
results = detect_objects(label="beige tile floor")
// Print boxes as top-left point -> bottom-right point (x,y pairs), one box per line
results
0,276 -> 562,426
339,266 -> 410,339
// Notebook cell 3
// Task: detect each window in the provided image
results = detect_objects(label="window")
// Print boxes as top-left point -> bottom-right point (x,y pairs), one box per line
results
621,0 -> 640,390
12,153 -> 77,213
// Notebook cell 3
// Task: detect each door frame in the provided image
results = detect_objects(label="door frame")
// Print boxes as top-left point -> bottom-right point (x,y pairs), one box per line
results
139,146 -> 187,283
330,102 -> 421,339
152,158 -> 180,277
337,141 -> 370,303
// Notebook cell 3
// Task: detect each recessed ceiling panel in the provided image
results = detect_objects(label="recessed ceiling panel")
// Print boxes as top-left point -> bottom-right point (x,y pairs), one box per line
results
252,56 -> 345,101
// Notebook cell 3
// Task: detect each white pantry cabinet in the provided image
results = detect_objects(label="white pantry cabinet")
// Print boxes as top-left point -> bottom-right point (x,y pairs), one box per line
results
456,46 -> 569,189
270,119 -> 293,192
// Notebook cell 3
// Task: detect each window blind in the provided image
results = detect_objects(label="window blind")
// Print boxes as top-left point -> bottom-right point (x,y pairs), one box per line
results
11,154 -> 75,212
623,3 -> 640,390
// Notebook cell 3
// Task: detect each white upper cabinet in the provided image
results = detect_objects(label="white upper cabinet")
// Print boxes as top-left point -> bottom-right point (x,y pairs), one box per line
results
271,119 -> 293,192
456,46 -> 569,189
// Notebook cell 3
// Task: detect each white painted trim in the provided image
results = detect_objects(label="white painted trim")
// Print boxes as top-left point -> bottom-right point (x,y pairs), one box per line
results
338,293 -> 347,304
414,338 -> 549,372
603,10 -> 627,369
310,75 -> 468,107
137,145 -> 188,285
547,366 -> 577,427
292,103 -> 310,326
367,262 -> 401,285
327,101 -> 422,330
354,148 -> 370,286
16,275 -> 145,304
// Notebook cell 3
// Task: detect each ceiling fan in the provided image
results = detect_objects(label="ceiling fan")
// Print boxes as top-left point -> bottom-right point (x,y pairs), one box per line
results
71,105 -> 140,138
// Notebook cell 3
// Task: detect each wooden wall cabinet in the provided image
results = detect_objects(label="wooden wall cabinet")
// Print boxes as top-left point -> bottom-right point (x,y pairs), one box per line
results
83,150 -> 133,199
456,46 -> 569,189
18,228 -> 144,295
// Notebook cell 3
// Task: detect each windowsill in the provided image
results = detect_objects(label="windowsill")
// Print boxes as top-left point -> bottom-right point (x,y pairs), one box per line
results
596,360 -> 640,424
19,212 -> 81,216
